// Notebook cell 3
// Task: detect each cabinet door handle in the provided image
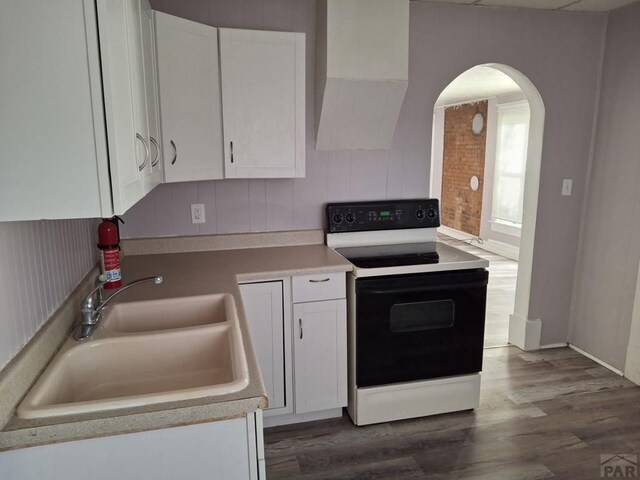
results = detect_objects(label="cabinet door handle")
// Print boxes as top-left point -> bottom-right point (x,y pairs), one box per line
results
299,318 -> 303,339
136,133 -> 150,171
150,136 -> 160,167
230,141 -> 234,164
309,278 -> 330,283
170,140 -> 177,165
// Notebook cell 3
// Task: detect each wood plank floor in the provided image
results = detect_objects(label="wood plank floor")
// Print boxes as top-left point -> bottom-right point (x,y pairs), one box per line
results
265,347 -> 640,479
438,234 -> 518,348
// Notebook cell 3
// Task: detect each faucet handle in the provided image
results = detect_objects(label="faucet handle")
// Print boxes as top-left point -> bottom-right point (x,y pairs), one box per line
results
81,275 -> 109,311
94,274 -> 108,304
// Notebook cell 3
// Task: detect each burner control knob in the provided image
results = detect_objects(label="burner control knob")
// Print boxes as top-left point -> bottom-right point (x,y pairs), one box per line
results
427,208 -> 437,219
416,208 -> 426,219
345,212 -> 355,224
333,213 -> 344,224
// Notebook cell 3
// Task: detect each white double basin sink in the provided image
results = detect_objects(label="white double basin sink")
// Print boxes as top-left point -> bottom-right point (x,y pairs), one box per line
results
18,294 -> 249,419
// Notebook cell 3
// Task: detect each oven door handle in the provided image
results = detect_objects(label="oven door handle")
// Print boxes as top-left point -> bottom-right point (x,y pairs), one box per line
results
361,280 -> 488,295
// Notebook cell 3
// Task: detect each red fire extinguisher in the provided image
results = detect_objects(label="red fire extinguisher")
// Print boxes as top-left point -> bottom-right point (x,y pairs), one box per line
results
98,218 -> 122,290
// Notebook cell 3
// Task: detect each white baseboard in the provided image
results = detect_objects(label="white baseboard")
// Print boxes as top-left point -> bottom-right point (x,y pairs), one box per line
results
569,344 -> 624,376
508,313 -> 541,351
262,408 -> 343,428
624,344 -> 640,385
438,226 -> 519,261
539,342 -> 568,349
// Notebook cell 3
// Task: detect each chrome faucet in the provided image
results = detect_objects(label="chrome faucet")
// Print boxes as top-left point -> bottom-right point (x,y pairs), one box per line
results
74,274 -> 163,341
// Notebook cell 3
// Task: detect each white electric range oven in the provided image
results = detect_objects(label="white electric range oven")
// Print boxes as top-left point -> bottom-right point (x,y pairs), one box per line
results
326,199 -> 489,426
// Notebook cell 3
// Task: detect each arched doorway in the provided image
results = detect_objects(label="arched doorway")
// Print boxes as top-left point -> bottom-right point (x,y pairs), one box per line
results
430,63 -> 546,351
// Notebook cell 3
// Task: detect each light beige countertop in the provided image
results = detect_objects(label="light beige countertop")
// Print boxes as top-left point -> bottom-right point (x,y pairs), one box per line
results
0,239 -> 352,451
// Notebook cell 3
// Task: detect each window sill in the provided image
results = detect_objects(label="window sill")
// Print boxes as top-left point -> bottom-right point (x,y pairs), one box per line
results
490,220 -> 521,238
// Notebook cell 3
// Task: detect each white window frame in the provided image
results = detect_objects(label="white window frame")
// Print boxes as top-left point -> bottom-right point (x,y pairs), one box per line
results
489,99 -> 531,237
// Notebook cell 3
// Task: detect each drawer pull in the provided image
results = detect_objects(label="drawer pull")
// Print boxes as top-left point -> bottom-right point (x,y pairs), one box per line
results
309,278 -> 330,283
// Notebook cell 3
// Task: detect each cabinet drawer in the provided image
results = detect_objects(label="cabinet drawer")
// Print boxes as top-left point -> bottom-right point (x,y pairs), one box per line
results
292,272 -> 345,303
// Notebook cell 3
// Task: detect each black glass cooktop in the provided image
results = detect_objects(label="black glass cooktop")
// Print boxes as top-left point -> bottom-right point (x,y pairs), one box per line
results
335,242 -> 440,269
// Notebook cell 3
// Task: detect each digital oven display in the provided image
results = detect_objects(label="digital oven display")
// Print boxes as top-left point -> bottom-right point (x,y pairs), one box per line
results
379,211 -> 391,217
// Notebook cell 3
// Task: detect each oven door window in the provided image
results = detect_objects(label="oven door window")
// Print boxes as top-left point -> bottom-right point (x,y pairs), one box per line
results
355,269 -> 488,388
390,300 -> 455,333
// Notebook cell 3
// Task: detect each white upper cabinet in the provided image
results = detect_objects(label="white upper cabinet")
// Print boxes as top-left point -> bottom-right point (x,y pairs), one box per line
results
155,23 -> 305,181
219,28 -> 305,179
98,0 -> 152,214
97,0 -> 165,208
0,0 -> 110,220
0,0 -> 162,221
154,12 -> 224,183
140,0 -> 164,193
0,4 -> 306,221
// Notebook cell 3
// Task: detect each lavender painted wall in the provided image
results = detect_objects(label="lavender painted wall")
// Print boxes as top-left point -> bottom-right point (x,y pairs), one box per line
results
122,1 -> 606,345
569,2 -> 640,370
0,220 -> 98,369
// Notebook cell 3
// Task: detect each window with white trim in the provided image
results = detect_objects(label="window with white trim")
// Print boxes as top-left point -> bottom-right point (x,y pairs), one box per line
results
491,100 -> 530,232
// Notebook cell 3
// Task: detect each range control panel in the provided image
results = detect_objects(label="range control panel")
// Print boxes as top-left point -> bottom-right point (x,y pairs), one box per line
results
326,199 -> 440,233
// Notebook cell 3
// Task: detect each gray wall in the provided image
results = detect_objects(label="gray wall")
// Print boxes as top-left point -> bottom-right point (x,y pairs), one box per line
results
0,220 -> 97,369
123,1 -> 606,345
570,2 -> 640,370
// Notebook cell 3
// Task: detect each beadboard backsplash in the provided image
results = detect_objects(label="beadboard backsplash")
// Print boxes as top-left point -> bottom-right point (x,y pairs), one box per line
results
0,219 -> 98,369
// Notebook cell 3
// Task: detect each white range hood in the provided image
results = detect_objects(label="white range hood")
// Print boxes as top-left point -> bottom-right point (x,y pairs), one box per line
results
315,0 -> 409,151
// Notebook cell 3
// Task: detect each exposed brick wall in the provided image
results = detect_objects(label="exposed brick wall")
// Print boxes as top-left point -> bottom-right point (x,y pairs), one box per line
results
441,101 -> 488,236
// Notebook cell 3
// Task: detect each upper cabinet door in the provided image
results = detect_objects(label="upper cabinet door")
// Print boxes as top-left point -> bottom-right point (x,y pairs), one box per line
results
97,0 -> 149,214
219,29 -> 305,179
140,0 -> 163,193
0,0 -> 111,221
154,12 -> 224,183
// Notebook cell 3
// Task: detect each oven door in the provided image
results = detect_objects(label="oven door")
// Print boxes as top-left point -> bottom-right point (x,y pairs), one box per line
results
355,269 -> 488,388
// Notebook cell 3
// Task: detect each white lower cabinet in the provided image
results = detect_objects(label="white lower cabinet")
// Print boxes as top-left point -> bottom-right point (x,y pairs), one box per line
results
240,275 -> 347,427
239,281 -> 291,415
0,412 -> 265,480
293,299 -> 348,414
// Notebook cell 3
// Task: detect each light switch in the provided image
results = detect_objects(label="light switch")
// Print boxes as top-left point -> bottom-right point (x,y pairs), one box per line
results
562,179 -> 573,196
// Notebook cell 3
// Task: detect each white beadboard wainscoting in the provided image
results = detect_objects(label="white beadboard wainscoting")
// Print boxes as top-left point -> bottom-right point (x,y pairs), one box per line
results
0,220 -> 98,369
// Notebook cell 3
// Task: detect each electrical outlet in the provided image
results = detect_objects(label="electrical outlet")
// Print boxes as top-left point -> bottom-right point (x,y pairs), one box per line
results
191,203 -> 205,224
562,179 -> 573,196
